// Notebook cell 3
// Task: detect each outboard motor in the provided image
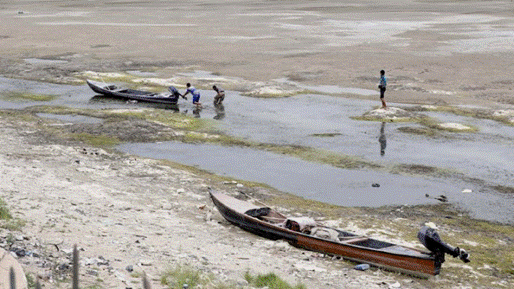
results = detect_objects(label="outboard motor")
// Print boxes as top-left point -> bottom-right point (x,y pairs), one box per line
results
418,226 -> 470,265
168,86 -> 180,101
168,86 -> 179,94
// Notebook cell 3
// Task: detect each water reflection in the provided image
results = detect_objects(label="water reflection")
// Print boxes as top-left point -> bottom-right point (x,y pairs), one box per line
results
193,107 -> 202,118
89,94 -> 182,112
214,103 -> 225,120
379,122 -> 387,156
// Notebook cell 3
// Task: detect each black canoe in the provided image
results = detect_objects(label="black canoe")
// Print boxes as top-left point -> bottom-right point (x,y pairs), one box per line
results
210,191 -> 470,277
86,79 -> 179,104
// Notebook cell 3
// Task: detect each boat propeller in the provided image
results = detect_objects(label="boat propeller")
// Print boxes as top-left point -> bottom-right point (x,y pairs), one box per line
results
418,226 -> 470,263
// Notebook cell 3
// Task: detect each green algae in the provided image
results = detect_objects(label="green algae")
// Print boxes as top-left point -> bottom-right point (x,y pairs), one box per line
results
2,91 -> 57,102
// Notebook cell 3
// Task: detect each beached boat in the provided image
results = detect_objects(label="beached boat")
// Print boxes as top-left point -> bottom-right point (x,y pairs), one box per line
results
86,79 -> 180,104
210,191 -> 470,277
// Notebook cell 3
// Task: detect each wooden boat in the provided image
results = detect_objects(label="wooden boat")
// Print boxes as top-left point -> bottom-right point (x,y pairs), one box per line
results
210,191 -> 470,277
86,79 -> 179,104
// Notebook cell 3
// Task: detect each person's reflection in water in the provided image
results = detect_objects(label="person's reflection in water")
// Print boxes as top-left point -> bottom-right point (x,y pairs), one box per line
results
193,107 -> 201,118
213,103 -> 225,120
379,122 -> 387,156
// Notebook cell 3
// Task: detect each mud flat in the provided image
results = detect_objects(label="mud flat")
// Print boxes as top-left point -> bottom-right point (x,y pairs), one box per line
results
1,0 -> 514,107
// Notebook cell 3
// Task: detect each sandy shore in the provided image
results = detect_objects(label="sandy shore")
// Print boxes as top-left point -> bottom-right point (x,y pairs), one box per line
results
1,1 -> 514,288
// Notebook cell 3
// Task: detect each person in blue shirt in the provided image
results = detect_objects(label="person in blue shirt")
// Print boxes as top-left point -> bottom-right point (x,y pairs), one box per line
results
182,83 -> 202,106
378,70 -> 387,108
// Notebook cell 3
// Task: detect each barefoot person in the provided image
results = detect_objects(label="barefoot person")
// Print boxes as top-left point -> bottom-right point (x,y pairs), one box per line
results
378,70 -> 387,108
212,85 -> 225,105
183,83 -> 202,106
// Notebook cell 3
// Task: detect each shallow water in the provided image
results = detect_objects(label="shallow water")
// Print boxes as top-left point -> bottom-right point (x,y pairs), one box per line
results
1,77 -> 513,223
116,141 -> 513,223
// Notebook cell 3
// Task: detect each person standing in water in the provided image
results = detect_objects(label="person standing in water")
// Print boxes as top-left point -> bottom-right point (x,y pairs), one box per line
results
213,85 -> 225,105
378,70 -> 387,108
182,83 -> 202,106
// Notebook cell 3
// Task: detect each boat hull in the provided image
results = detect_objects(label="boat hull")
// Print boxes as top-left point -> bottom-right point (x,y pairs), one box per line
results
86,79 -> 179,104
210,192 -> 439,277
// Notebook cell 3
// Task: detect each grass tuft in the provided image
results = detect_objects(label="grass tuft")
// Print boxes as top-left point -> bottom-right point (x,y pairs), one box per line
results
0,198 -> 12,220
244,272 -> 306,289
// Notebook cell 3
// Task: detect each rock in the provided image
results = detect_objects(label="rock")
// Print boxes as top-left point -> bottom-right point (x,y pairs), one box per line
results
87,269 -> 99,276
354,264 -> 370,271
139,259 -> 152,266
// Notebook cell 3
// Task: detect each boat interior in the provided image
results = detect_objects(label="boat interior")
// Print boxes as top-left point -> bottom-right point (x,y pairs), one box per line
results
245,206 -> 404,250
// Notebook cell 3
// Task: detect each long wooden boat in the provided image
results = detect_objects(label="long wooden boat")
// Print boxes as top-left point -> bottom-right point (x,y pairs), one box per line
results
210,191 -> 470,277
86,79 -> 179,104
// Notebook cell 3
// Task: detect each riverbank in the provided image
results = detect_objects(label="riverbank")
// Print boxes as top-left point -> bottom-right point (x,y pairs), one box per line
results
0,109 -> 513,288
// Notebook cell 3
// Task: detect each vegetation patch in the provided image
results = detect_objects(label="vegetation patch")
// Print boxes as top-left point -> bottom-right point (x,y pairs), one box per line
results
407,105 -> 514,127
397,126 -> 439,137
160,265 -> 236,289
2,91 -> 57,102
492,185 -> 514,195
0,198 -> 12,220
418,117 -> 478,133
391,164 -> 454,178
68,132 -> 120,147
244,272 -> 306,289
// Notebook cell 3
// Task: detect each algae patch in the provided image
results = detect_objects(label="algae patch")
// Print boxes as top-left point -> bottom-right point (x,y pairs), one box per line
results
2,91 -> 57,102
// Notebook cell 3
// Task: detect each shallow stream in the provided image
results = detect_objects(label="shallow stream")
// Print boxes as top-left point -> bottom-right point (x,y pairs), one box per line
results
1,77 -> 513,223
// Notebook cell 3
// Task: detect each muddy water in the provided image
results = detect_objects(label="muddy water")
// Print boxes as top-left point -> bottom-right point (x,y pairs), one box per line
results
1,77 -> 513,223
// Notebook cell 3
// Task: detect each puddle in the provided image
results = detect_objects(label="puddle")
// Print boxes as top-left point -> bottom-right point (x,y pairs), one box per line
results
116,141 -> 514,223
37,113 -> 103,124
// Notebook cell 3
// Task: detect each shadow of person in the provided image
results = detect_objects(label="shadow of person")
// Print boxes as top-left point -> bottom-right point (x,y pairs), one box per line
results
379,122 -> 387,156
214,103 -> 225,120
